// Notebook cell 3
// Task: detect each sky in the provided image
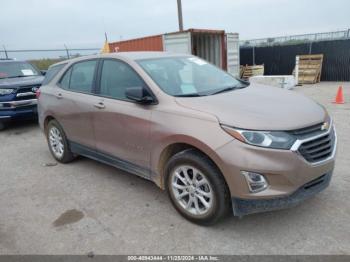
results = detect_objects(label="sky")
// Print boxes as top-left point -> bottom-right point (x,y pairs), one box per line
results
0,0 -> 349,59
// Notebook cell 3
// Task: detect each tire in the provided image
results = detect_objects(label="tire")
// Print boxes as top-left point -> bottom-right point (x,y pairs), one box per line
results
46,119 -> 75,163
0,122 -> 5,131
165,149 -> 231,225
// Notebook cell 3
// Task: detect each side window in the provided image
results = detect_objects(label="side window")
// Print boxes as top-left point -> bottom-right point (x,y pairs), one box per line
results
59,67 -> 72,89
100,60 -> 144,100
69,60 -> 97,93
42,63 -> 67,85
58,61 -> 97,92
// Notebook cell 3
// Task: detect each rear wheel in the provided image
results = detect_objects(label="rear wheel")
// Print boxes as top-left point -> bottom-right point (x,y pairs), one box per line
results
46,120 -> 75,163
165,149 -> 231,225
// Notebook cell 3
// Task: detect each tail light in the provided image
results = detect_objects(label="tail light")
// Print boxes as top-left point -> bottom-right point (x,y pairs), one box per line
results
35,88 -> 41,98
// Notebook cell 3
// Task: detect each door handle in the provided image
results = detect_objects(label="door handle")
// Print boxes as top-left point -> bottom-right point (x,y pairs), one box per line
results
55,93 -> 63,99
94,102 -> 105,109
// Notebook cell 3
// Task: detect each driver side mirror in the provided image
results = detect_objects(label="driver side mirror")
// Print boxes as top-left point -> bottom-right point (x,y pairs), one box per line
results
125,86 -> 155,104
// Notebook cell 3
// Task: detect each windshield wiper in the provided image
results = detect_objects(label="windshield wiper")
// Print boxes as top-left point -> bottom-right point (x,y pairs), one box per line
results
210,86 -> 236,95
210,83 -> 249,95
175,93 -> 202,97
3,75 -> 37,79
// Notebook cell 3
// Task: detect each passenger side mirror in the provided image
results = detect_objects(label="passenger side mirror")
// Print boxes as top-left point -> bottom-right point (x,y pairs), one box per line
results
41,70 -> 47,76
125,86 -> 155,104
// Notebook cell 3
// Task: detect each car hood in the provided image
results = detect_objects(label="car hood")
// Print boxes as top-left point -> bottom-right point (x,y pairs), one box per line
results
175,84 -> 327,131
0,75 -> 44,89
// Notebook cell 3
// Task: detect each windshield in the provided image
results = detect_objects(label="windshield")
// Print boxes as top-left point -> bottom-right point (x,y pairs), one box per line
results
0,61 -> 41,79
137,56 -> 245,97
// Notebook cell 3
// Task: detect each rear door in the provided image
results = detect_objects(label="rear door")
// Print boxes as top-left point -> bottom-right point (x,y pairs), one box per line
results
163,32 -> 192,54
226,33 -> 240,78
52,59 -> 99,149
92,59 -> 153,177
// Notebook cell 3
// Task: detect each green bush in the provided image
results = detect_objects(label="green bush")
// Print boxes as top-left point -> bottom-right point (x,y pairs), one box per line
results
29,58 -> 64,70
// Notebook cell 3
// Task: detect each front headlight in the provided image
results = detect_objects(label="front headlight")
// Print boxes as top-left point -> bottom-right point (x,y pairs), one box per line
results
0,88 -> 15,95
221,125 -> 296,149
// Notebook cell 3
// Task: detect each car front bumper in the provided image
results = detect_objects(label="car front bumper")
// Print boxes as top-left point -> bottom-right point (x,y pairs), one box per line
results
215,126 -> 337,216
232,170 -> 333,216
0,99 -> 38,122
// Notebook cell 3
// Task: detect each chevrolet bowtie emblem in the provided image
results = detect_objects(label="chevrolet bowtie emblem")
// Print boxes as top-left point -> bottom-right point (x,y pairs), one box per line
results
321,122 -> 329,131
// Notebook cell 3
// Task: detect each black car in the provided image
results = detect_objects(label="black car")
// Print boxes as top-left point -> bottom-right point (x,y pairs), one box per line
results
0,59 -> 45,130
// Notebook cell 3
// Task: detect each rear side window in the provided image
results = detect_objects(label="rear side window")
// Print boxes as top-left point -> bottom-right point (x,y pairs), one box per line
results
59,68 -> 72,89
59,60 -> 97,93
42,63 -> 67,85
99,59 -> 144,100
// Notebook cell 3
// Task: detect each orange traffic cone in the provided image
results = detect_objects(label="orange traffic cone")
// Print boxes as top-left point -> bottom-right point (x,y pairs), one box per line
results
333,86 -> 345,104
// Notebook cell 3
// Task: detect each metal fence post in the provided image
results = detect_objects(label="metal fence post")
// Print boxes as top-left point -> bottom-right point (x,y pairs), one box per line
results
252,45 -> 255,65
309,41 -> 313,55
2,45 -> 8,59
64,44 -> 70,59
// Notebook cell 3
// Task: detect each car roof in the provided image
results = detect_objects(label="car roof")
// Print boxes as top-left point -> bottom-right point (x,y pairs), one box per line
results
51,52 -> 191,67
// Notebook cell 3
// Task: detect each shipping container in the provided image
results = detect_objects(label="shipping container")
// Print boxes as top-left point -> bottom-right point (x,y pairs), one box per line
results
108,29 -> 240,77
109,35 -> 163,52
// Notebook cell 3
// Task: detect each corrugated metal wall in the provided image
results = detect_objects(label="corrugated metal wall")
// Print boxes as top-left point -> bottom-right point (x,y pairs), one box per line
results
109,35 -> 163,52
240,39 -> 350,81
192,33 -> 223,68
226,33 -> 240,77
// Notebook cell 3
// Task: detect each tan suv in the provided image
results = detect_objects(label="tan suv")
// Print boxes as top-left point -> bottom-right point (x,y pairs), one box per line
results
38,52 -> 336,225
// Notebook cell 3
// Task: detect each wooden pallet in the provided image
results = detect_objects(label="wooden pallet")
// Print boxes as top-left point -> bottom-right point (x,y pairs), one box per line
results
294,54 -> 323,84
241,64 -> 264,80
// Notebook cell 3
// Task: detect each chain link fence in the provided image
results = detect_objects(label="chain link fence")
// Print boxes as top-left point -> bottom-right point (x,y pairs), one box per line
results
0,48 -> 100,61
241,29 -> 350,47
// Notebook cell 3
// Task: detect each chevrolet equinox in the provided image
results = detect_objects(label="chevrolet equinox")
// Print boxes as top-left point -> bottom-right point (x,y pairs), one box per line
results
38,52 -> 337,225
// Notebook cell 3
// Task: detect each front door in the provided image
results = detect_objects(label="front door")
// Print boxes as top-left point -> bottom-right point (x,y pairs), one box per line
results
92,59 -> 153,177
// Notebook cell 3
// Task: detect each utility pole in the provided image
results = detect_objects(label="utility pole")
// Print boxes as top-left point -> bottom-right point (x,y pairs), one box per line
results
177,0 -> 184,31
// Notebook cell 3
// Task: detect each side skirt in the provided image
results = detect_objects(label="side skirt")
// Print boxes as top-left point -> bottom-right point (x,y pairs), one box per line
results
69,141 -> 152,181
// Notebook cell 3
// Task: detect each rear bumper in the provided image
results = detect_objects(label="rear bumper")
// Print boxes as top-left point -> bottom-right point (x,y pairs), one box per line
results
0,99 -> 37,122
232,171 -> 333,217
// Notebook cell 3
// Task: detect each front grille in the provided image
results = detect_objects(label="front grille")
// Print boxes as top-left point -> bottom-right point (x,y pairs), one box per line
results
290,122 -> 324,137
298,128 -> 335,163
15,85 -> 39,101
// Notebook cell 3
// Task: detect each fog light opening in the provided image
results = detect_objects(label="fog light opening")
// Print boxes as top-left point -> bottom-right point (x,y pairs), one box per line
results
241,171 -> 268,193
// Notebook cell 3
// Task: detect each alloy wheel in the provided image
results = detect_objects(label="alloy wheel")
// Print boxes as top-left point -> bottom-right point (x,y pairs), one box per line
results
49,126 -> 64,159
170,165 -> 214,216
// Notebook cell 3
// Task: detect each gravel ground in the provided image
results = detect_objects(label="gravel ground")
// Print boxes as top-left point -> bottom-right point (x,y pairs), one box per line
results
0,82 -> 349,255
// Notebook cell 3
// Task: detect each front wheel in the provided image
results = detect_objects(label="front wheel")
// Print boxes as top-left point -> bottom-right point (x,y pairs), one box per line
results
165,150 -> 231,225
